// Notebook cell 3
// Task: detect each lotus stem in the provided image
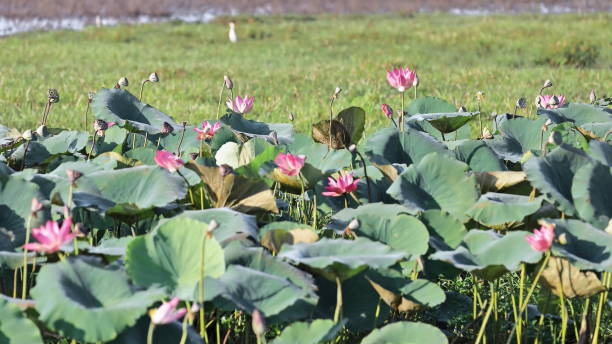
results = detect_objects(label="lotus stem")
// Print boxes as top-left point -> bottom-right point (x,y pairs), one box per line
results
21,140 -> 30,170
353,150 -> 372,203
477,103 -> 483,139
147,322 -> 155,344
333,276 -> 343,323
373,298 -> 381,328
441,132 -> 445,141
510,294 -> 521,344
87,133 -> 98,161
400,92 -> 405,132
560,288 -> 567,344
603,129 -> 612,142
199,226 -> 210,343
519,251 -> 550,313
593,271 -> 610,344
143,132 -> 148,147
329,97 -> 335,149
216,311 -> 221,344
474,283 -> 495,344
40,100 -> 50,125
179,314 -> 189,344
177,122 -> 187,157
414,85 -> 417,100
21,213 -> 33,299
139,79 -> 149,102
216,81 -> 225,120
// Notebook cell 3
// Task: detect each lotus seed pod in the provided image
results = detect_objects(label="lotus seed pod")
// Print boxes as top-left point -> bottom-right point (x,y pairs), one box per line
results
269,131 -> 279,144
412,73 -> 419,87
48,88 -> 60,103
161,121 -> 174,134
118,77 -> 129,87
88,92 -> 95,103
516,97 -> 527,108
288,112 -> 294,121
219,164 -> 233,177
251,310 -> 266,338
348,144 -> 357,153
542,79 -> 553,89
148,72 -> 159,83
458,106 -> 467,113
548,131 -> 563,145
22,129 -> 33,141
189,152 -> 199,160
223,75 -> 234,90
348,218 -> 360,230
36,124 -> 48,137
589,89 -> 596,103
333,86 -> 342,97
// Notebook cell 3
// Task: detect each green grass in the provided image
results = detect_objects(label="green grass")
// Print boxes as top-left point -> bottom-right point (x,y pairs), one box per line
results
0,13 -> 610,135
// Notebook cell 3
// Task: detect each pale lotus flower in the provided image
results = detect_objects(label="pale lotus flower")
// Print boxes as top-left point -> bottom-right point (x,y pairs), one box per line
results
537,94 -> 566,109
274,152 -> 306,177
386,66 -> 417,92
154,150 -> 184,173
194,121 -> 221,140
226,95 -> 254,114
149,298 -> 187,325
322,173 -> 360,197
526,223 -> 555,252
381,104 -> 393,119
22,217 -> 76,253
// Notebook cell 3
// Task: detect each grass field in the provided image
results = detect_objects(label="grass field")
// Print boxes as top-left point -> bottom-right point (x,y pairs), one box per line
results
0,13 -> 611,135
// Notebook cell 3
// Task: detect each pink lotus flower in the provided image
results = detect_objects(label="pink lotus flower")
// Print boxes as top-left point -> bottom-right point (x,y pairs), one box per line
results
274,152 -> 306,177
322,173 -> 360,197
526,223 -> 555,252
149,297 -> 187,325
154,150 -> 184,173
22,217 -> 76,253
386,66 -> 417,92
381,104 -> 393,119
537,94 -> 566,109
226,95 -> 254,114
194,121 -> 221,140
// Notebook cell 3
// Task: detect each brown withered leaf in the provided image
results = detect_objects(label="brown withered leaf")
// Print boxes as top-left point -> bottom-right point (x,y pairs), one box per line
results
366,277 -> 421,312
186,162 -> 278,215
311,119 -> 351,149
475,171 -> 528,193
539,256 -> 606,298
372,162 -> 399,181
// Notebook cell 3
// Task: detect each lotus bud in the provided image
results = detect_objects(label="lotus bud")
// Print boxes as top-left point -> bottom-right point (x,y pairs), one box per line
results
22,129 -> 33,141
348,219 -> 360,230
589,89 -> 596,103
149,72 -> 159,83
548,131 -> 562,145
161,121 -> 174,134
482,127 -> 493,139
542,79 -> 553,89
458,106 -> 467,113
333,86 -> 342,98
516,97 -> 527,109
475,91 -> 484,101
381,104 -> 393,119
251,309 -> 266,338
219,164 -> 233,177
348,144 -> 357,153
88,92 -> 95,103
65,169 -> 82,186
31,198 -> 43,215
36,124 -> 48,137
189,152 -> 199,160
412,73 -> 419,87
288,112 -> 294,121
558,233 -> 568,245
118,77 -> 129,87
548,95 -> 560,106
48,88 -> 60,103
223,75 -> 234,90
209,220 -> 219,232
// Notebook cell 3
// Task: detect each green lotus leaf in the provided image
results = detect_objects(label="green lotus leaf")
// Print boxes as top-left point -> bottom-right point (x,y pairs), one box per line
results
360,321 -> 448,344
365,269 -> 445,312
287,134 -> 352,174
486,117 -> 552,162
94,125 -> 128,154
548,219 -> 612,272
0,250 -> 44,269
278,238 -> 405,281
387,152 -> 479,222
588,140 -> 612,166
450,139 -> 506,172
126,218 -> 225,300
0,162 -> 13,176
419,210 -> 467,249
363,127 -> 451,166
110,316 -> 202,344
210,125 -> 240,152
430,230 -> 543,280
31,256 -> 163,343
336,106 -> 366,144
156,126 -> 202,156
85,236 -> 133,257
409,112 -> 478,134
166,208 -> 259,243
538,103 -> 612,127
328,203 -> 411,231
523,147 -> 591,216
466,193 -> 544,228
92,88 -> 179,134
220,113 -> 294,144
329,205 -> 428,261
578,122 -> 612,140
0,177 -> 47,251
72,165 -> 187,215
571,162 -> 611,228
406,96 -> 456,115
270,319 -> 343,344
0,297 -> 43,344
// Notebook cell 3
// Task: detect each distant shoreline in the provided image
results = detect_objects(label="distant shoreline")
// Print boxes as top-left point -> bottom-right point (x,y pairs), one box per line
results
1,1 -> 610,37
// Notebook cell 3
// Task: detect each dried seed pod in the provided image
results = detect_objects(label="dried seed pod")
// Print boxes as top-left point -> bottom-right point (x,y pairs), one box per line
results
148,72 -> 159,83
118,77 -> 129,87
542,79 -> 553,89
516,97 -> 527,109
48,88 -> 60,103
223,75 -> 234,90
22,129 -> 33,141
161,121 -> 174,134
589,89 -> 596,103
